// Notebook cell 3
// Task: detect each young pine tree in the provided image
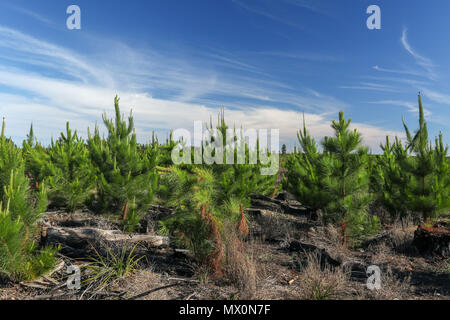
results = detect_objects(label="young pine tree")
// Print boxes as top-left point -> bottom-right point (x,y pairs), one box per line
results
22,124 -> 52,192
284,114 -> 332,214
87,96 -> 158,230
155,131 -> 179,168
395,93 -> 450,221
159,110 -> 273,272
44,122 -> 95,213
0,119 -> 57,281
372,136 -> 410,220
208,110 -> 276,205
321,111 -> 378,241
286,112 -> 378,243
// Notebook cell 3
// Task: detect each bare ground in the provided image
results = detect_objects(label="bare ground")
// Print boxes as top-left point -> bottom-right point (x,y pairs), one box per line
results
1,207 -> 449,300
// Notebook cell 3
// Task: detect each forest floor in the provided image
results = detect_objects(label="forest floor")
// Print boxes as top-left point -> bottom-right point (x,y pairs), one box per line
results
1,194 -> 449,300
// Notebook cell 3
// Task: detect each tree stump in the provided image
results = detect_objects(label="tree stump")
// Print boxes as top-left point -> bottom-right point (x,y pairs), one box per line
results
412,224 -> 450,257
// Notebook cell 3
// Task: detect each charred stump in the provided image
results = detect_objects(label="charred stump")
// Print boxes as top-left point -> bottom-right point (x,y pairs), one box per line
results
412,224 -> 450,257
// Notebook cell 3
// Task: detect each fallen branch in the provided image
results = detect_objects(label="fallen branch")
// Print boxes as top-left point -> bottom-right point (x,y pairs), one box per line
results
127,283 -> 181,300
167,277 -> 199,283
33,291 -> 73,300
44,226 -> 169,257
185,292 -> 196,300
20,282 -> 51,290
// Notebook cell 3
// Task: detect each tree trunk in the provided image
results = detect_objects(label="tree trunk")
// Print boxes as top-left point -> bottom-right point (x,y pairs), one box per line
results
122,201 -> 129,221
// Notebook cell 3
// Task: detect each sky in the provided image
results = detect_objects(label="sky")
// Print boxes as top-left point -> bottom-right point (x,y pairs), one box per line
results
0,0 -> 449,152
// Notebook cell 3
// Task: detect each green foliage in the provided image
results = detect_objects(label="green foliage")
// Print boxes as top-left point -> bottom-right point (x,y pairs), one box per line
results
84,243 -> 145,292
87,96 -> 158,222
159,110 -> 272,267
375,93 -> 450,221
23,244 -> 60,281
0,203 -> 28,280
284,114 -> 332,212
122,198 -> 142,233
206,110 -> 276,203
1,119 -> 47,229
0,203 -> 58,281
321,112 -> 376,238
372,136 -> 410,218
43,122 -> 95,213
158,167 -> 218,262
154,131 -> 178,168
22,124 -> 50,190
158,110 -> 277,210
0,119 -> 58,281
286,111 -> 378,243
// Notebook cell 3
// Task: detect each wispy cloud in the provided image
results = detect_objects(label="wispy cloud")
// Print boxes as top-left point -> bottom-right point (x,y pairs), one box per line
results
256,51 -> 342,62
0,26 -> 113,86
422,88 -> 450,105
372,65 -> 423,77
401,28 -> 437,80
364,75 -> 430,87
281,0 -> 334,17
370,29 -> 439,96
7,5 -> 53,26
339,82 -> 401,93
368,100 -> 431,117
0,25 -> 404,152
231,0 -> 304,29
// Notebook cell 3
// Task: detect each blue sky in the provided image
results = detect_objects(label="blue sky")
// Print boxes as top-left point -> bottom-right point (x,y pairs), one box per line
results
0,0 -> 449,152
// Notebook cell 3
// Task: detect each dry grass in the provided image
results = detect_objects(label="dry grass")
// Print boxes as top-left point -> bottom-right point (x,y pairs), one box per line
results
222,223 -> 258,299
191,263 -> 211,286
355,241 -> 414,300
252,211 -> 299,244
308,224 -> 351,264
356,266 -> 412,300
389,217 -> 416,254
296,252 -> 350,300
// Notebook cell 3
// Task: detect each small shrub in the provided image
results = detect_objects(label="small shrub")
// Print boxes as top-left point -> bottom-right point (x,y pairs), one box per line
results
122,198 -> 142,233
83,242 -> 145,293
23,245 -> 60,281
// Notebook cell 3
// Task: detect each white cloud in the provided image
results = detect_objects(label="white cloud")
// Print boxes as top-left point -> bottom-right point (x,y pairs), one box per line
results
256,51 -> 341,62
372,65 -> 423,77
368,100 -> 431,117
0,25 -> 403,152
339,82 -> 401,93
6,6 -> 53,26
401,28 -> 437,80
231,0 -> 303,29
422,88 -> 450,105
